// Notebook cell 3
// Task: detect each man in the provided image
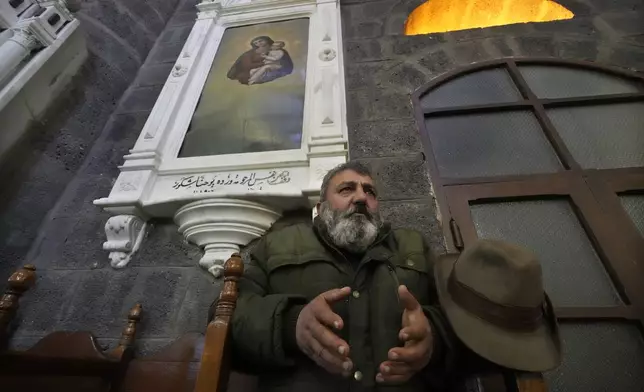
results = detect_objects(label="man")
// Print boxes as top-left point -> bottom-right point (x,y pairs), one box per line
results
227,162 -> 458,392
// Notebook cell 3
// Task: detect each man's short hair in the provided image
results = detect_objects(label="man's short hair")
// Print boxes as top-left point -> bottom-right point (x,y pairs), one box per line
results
319,161 -> 374,202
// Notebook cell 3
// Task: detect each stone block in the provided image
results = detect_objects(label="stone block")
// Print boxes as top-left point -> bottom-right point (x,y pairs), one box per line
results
417,49 -> 454,77
447,23 -> 533,42
344,39 -> 386,63
131,220 -> 202,268
586,0 -> 642,12
483,37 -> 516,57
609,44 -> 644,71
345,62 -> 389,90
0,155 -> 75,244
58,268 -> 141,337
116,86 -> 164,114
147,0 -> 182,22
147,43 -> 186,65
174,268 -> 221,334
78,0 -> 156,59
385,14 -> 408,36
167,10 -> 197,27
158,23 -> 194,47
599,12 -> 644,36
556,39 -> 599,61
122,267 -> 192,337
56,174 -> 115,218
30,212 -> 109,270
346,89 -> 373,122
12,270 -> 82,337
556,0 -> 595,16
534,17 -> 600,37
118,0 -> 166,35
362,154 -> 432,200
77,13 -> 142,80
386,62 -> 429,92
371,88 -> 414,120
348,119 -> 422,159
452,40 -> 493,65
135,63 -> 173,87
379,199 -> 446,254
516,36 -> 556,57
384,34 -> 446,57
344,21 -> 384,40
84,111 -> 151,178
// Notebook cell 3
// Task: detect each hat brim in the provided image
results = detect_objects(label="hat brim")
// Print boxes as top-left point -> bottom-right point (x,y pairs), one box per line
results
436,254 -> 562,372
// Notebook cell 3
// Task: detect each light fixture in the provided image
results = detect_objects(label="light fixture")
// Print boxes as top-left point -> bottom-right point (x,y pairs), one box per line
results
405,0 -> 574,36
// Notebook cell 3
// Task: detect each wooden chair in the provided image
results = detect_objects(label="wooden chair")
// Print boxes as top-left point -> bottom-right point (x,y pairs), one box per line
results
0,264 -> 143,392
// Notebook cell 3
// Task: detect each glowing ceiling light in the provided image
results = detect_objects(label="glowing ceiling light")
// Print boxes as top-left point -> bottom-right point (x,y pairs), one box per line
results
405,0 -> 574,36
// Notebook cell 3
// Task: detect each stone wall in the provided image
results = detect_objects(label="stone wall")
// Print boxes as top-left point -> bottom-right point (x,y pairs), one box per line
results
3,0 -> 209,353
341,0 -> 644,254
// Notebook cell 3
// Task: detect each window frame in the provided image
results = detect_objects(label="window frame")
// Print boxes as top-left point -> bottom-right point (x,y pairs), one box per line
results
412,58 -> 644,326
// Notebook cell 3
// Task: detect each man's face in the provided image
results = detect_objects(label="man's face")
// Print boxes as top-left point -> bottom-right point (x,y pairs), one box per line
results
324,169 -> 379,214
317,170 -> 382,253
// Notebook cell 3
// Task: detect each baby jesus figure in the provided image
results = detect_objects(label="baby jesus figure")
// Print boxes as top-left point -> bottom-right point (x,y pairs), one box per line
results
248,41 -> 286,85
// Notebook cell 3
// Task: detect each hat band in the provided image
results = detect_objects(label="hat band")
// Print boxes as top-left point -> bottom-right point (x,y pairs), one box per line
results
448,272 -> 544,331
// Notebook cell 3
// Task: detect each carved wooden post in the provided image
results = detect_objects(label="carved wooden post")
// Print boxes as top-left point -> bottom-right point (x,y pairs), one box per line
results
109,303 -> 142,360
0,265 -> 36,342
195,253 -> 244,392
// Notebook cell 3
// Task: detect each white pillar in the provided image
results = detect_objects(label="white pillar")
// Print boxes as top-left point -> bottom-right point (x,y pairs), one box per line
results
0,28 -> 41,83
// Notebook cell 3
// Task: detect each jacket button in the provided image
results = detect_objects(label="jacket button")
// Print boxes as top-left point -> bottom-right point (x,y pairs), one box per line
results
406,259 -> 415,267
352,290 -> 360,299
353,370 -> 363,381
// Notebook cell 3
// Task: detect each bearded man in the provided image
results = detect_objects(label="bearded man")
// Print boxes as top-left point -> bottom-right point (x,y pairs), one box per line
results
225,162 -> 458,392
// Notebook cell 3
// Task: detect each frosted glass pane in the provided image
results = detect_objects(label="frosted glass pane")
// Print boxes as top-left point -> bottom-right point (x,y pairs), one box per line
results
471,200 -> 622,306
427,111 -> 561,178
547,103 -> 644,169
421,68 -> 521,109
546,323 -> 644,392
620,194 -> 644,237
520,65 -> 642,99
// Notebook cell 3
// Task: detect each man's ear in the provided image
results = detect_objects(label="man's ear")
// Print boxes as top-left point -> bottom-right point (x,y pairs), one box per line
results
315,202 -> 321,215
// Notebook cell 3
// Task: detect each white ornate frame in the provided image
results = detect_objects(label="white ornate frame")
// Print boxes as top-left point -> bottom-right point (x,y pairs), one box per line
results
95,0 -> 348,275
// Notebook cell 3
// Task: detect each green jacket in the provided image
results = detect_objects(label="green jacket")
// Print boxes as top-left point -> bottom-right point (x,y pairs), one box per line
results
227,219 -> 458,392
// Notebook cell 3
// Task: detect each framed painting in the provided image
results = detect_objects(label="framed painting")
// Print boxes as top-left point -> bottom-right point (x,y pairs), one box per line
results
180,18 -> 310,157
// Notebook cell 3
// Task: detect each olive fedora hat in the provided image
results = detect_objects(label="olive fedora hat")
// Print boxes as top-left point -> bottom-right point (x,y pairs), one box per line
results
435,240 -> 561,372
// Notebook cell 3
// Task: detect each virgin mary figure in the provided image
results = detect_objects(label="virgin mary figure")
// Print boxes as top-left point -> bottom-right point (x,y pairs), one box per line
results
226,35 -> 294,85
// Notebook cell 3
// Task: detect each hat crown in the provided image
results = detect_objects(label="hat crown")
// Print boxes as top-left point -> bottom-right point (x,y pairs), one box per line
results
454,240 -> 544,308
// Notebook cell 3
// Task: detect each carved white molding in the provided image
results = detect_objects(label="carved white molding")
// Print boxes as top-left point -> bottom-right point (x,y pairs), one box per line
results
95,0 -> 348,269
175,199 -> 281,277
103,215 -> 148,269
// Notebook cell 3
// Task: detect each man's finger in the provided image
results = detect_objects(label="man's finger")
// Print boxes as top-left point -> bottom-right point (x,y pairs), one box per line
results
388,345 -> 424,364
314,304 -> 345,331
322,286 -> 352,303
398,285 -> 420,312
309,321 -> 351,358
399,323 -> 429,342
379,360 -> 411,377
308,336 -> 353,375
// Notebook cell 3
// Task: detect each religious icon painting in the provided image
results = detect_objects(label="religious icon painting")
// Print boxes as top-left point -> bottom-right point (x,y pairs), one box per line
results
179,18 -> 310,158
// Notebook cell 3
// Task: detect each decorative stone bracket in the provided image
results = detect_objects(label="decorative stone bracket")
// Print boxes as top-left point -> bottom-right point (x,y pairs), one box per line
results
103,216 -> 148,269
174,199 -> 281,277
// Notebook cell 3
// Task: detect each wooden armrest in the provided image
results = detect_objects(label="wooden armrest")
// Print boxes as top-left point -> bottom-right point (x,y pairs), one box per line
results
194,254 -> 244,392
0,265 -> 36,347
472,371 -> 547,392
515,372 -> 547,392
0,303 -> 142,377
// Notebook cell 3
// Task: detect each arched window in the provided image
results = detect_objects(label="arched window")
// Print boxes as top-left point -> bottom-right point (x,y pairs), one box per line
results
414,58 -> 644,391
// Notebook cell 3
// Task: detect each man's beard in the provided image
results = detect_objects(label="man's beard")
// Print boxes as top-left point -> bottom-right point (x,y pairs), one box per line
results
319,201 -> 383,253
